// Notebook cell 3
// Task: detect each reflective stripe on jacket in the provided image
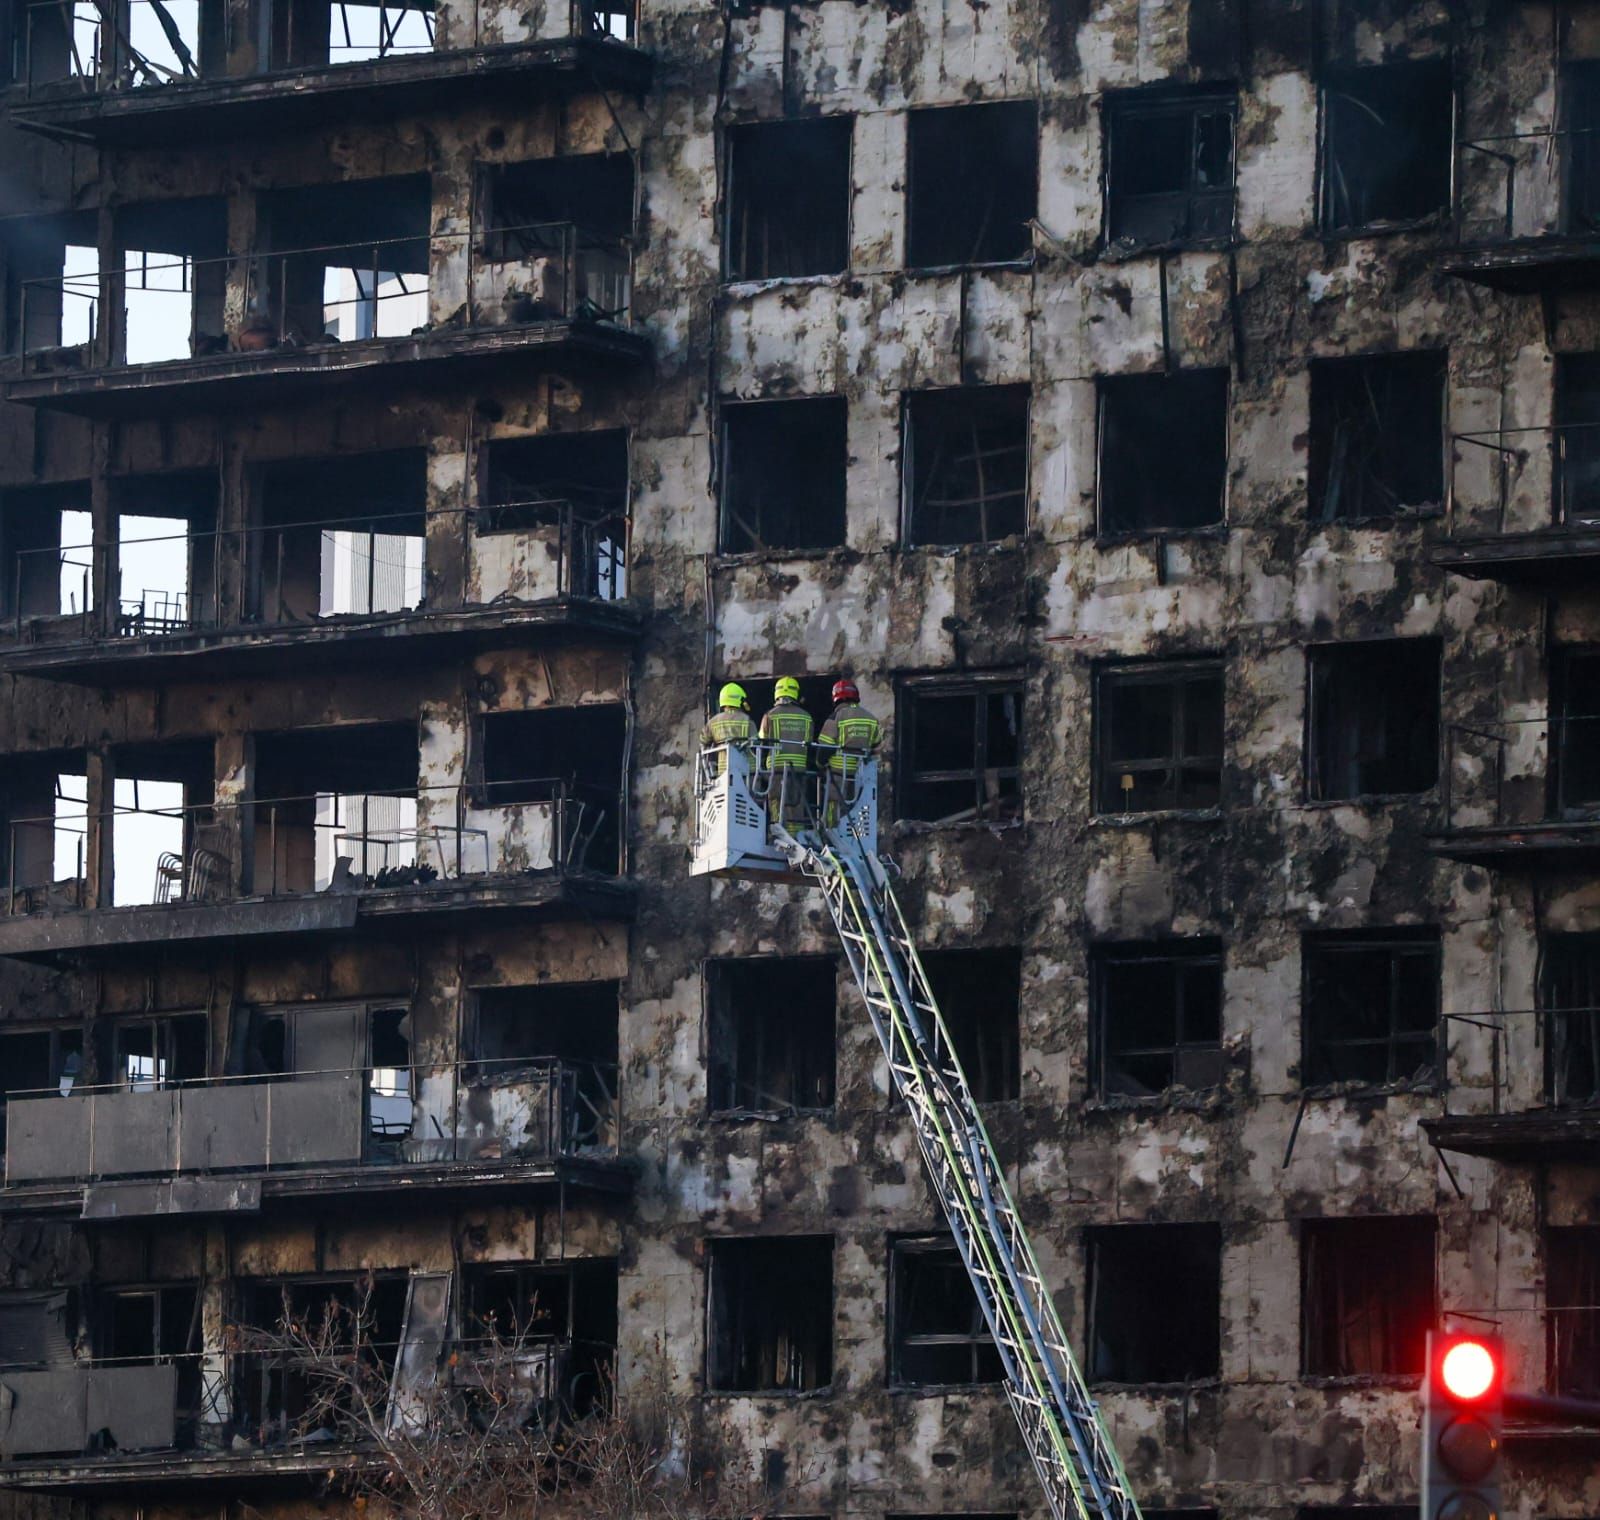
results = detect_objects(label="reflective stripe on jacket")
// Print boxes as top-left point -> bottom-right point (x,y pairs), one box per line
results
699,709 -> 754,775
759,701 -> 814,767
819,704 -> 881,772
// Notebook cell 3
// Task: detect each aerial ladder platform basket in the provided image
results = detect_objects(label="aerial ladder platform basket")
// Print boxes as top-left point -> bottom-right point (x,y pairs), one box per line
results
691,740 -> 1142,1520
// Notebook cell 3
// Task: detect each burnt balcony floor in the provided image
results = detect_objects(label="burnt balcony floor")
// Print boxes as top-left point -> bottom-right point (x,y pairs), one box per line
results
1430,525 -> 1600,585
1426,821 -> 1600,870
1438,235 -> 1600,293
0,1442 -> 391,1494
0,598 -> 644,685
1423,1109 -> 1600,1161
8,36 -> 653,148
0,871 -> 635,965
1,318 -> 651,419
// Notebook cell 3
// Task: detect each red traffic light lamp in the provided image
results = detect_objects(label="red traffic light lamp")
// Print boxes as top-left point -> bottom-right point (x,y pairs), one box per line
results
1422,1331 -> 1503,1520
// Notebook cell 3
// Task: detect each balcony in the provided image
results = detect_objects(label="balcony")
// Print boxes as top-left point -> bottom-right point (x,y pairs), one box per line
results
0,503 -> 638,685
2,223 -> 647,418
0,1055 -> 626,1216
1441,127 -> 1600,292
0,776 -> 631,963
1424,1008 -> 1600,1161
7,1 -> 650,148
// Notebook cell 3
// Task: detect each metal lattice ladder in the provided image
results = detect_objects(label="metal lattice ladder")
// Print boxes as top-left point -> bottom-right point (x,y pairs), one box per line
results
776,821 -> 1143,1520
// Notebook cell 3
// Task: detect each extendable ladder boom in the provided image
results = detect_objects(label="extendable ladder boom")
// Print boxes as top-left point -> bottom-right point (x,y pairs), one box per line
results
776,817 -> 1142,1520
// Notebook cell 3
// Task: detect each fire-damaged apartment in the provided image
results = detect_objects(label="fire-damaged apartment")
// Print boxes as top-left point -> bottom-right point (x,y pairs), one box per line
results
0,0 -> 1597,1518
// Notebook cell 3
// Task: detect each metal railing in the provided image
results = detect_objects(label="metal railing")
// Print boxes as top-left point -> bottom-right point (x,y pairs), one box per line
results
1449,421 -> 1600,538
1441,1006 -> 1600,1117
1440,715 -> 1600,834
17,223 -> 633,371
4,774 -> 624,916
1454,127 -> 1600,246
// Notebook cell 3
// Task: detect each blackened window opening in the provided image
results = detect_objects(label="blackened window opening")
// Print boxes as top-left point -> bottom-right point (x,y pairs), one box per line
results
1320,62 -> 1453,234
1098,370 -> 1228,535
720,397 -> 847,554
725,119 -> 852,281
111,1012 -> 209,1089
1105,88 -> 1236,249
1538,934 -> 1600,1107
919,948 -> 1021,1102
905,386 -> 1029,546
898,679 -> 1023,824
706,1236 -> 832,1393
0,482 -> 93,620
890,1236 -> 1002,1386
0,1029 -> 83,1137
580,2 -> 635,42
1086,1223 -> 1221,1383
1556,354 -> 1600,529
707,957 -> 836,1115
1302,932 -> 1439,1090
1093,941 -> 1223,1097
1551,650 -> 1600,821
907,102 -> 1038,269
1300,1216 -> 1435,1377
1546,1228 -> 1600,1398
1562,63 -> 1600,234
1308,352 -> 1446,522
1307,640 -> 1439,801
1096,662 -> 1223,814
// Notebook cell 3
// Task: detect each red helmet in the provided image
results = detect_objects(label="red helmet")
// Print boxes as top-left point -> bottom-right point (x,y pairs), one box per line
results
832,679 -> 859,704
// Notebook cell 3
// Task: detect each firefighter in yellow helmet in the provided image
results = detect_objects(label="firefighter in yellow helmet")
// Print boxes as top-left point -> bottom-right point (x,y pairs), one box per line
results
819,677 -> 880,823
699,682 -> 754,776
758,675 -> 814,821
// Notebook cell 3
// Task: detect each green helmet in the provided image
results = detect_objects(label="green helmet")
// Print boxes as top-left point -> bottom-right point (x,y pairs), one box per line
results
719,682 -> 749,711
775,675 -> 802,702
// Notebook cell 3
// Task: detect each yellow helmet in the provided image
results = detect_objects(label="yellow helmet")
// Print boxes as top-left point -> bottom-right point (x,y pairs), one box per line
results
719,682 -> 749,710
775,676 -> 801,702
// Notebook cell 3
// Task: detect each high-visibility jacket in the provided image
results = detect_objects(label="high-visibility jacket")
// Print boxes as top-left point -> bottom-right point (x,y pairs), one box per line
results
699,708 -> 754,774
819,702 -> 881,774
758,699 -> 814,768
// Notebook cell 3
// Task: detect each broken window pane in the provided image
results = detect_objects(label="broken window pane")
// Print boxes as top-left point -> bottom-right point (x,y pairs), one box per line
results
1105,88 -> 1236,249
1300,1216 -> 1434,1377
889,1236 -> 1002,1386
1098,370 -> 1228,535
1320,61 -> 1453,234
1087,1223 -> 1221,1383
1538,934 -> 1600,1107
706,1236 -> 832,1392
1307,639 -> 1439,801
1308,352 -> 1446,522
898,679 -> 1023,824
919,948 -> 1021,1102
1096,662 -> 1223,815
1555,354 -> 1600,528
720,396 -> 847,554
1302,932 -> 1439,1090
1547,1227 -> 1600,1399
1093,941 -> 1223,1098
907,101 -> 1037,269
706,957 -> 835,1115
904,386 -> 1029,547
725,119 -> 852,281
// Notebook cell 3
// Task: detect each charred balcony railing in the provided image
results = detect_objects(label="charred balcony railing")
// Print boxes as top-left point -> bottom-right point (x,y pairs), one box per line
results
4,775 -> 625,920
1437,717 -> 1600,856
1448,422 -> 1600,537
13,222 -> 634,378
1441,1007 -> 1600,1119
2,1055 -> 619,1188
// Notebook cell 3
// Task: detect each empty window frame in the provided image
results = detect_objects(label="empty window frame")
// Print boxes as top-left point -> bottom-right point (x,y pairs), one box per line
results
1556,354 -> 1600,529
1086,1223 -> 1221,1384
1538,934 -> 1600,1107
719,396 -> 847,554
115,198 -> 228,367
110,737 -> 214,908
99,1283 -> 199,1362
1551,649 -> 1600,820
705,1236 -> 833,1393
269,0 -> 437,70
110,1013 -> 208,1089
113,471 -> 219,636
1300,1216 -> 1435,1377
904,386 -> 1029,547
1098,370 -> 1228,535
898,678 -> 1023,825
1319,61 -> 1453,235
725,118 -> 852,281
1096,661 -> 1223,816
473,983 -> 619,1067
578,2 -> 634,42
706,957 -> 835,1115
889,1236 -> 1002,1387
1105,88 -> 1236,248
1092,941 -> 1223,1098
1306,639 -> 1440,801
1547,1227 -> 1600,1399
907,102 -> 1038,269
1308,352 -> 1447,523
1562,63 -> 1600,235
919,948 -> 1021,1103
1302,932 -> 1439,1091
0,1029 -> 83,1134
0,482 -> 94,620
1,212 -> 98,356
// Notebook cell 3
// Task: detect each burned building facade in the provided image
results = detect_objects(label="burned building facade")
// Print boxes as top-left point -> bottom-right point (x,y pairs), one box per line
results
0,0 -> 1596,1517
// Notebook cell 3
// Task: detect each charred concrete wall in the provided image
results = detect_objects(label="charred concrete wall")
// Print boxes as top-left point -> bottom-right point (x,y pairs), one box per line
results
0,1 -> 1597,1519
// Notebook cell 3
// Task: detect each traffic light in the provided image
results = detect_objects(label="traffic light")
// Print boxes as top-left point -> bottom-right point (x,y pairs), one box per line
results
1422,1330 -> 1503,1520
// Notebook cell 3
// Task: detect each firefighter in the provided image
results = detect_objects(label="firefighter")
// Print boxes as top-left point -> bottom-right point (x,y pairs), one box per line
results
819,678 -> 880,822
759,675 -> 814,820
699,682 -> 754,775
